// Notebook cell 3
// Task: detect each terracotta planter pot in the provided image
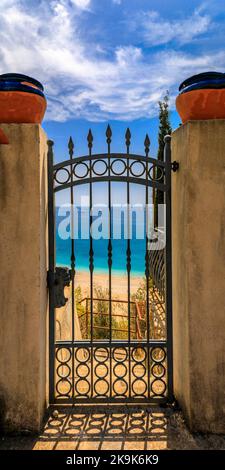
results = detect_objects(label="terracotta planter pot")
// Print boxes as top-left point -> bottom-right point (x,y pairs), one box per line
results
176,72 -> 225,124
0,73 -> 47,124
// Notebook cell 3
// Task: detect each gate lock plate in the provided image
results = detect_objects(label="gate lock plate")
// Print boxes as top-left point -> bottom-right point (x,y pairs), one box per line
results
47,267 -> 71,308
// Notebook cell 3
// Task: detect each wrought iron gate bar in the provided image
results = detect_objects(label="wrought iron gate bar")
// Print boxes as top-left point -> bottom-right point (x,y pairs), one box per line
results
53,153 -> 167,170
54,341 -> 167,347
53,150 -> 169,193
126,128 -> 131,399
87,129 -> 94,399
68,136 -> 75,402
106,125 -> 113,399
144,134 -> 151,400
164,135 -> 173,403
48,128 -> 173,405
53,176 -> 168,192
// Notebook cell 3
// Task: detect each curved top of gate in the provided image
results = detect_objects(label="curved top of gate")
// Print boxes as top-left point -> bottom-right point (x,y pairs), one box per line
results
49,126 -> 169,193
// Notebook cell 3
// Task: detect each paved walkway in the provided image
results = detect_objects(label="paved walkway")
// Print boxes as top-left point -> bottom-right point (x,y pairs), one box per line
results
1,406 -> 225,450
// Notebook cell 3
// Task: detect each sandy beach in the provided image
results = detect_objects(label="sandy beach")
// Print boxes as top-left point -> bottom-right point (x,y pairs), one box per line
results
73,270 -> 145,300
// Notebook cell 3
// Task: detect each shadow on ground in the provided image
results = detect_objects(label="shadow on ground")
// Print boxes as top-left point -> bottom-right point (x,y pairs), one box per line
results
1,406 -> 225,450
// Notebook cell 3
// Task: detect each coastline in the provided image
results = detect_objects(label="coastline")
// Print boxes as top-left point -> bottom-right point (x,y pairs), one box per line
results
57,262 -> 145,277
67,269 -> 145,300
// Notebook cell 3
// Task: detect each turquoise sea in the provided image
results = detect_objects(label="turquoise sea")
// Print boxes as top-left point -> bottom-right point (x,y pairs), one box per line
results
56,208 -> 146,275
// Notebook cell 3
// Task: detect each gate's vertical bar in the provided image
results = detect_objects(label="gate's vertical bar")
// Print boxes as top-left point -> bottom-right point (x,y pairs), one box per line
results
47,140 -> 55,404
85,297 -> 88,339
125,129 -> 131,398
164,135 -> 173,402
69,137 -> 75,403
144,134 -> 151,400
106,125 -> 112,398
87,130 -> 94,398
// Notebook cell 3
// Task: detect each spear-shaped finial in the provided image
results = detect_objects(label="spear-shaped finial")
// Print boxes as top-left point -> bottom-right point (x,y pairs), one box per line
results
106,124 -> 112,145
144,134 -> 150,155
87,129 -> 93,150
125,128 -> 131,150
68,136 -> 74,159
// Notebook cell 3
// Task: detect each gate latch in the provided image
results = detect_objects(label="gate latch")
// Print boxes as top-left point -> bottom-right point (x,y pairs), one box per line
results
47,267 -> 71,308
171,161 -> 179,172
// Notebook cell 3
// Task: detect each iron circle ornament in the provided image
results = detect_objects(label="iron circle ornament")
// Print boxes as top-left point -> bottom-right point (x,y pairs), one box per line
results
131,346 -> 147,363
151,378 -> 167,396
75,347 -> 90,363
132,378 -> 147,396
74,377 -> 91,396
94,378 -> 109,396
132,362 -> 146,379
151,363 -> 166,379
112,378 -> 128,397
73,161 -> 89,179
76,362 -> 90,379
92,159 -> 108,176
54,167 -> 71,185
129,160 -> 146,178
94,362 -> 109,380
150,347 -> 166,363
56,377 -> 72,397
94,347 -> 109,363
56,363 -> 71,380
113,362 -> 127,379
112,347 -> 128,362
110,158 -> 127,176
56,347 -> 72,364
148,164 -> 164,182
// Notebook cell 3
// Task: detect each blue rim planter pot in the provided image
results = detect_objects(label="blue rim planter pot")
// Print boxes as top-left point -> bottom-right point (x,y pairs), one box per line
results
0,73 -> 47,124
176,71 -> 225,124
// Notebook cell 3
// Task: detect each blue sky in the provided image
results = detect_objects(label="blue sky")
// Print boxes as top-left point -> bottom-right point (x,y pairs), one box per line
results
0,0 -> 225,158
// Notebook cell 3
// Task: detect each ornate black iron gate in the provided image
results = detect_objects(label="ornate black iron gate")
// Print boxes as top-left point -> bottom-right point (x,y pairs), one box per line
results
48,128 -> 175,404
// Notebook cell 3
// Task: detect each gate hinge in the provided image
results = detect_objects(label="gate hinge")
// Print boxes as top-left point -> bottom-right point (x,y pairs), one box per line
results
171,161 -> 179,172
47,267 -> 71,308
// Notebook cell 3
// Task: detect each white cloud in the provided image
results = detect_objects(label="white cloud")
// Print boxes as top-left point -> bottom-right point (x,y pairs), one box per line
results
0,1 -> 223,122
135,8 -> 211,45
70,0 -> 91,9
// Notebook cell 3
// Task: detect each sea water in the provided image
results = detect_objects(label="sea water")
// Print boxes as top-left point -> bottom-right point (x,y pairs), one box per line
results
55,207 -> 147,275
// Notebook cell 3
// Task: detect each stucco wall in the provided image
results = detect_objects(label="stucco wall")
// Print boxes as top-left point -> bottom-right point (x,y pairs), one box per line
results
172,120 -> 225,433
0,124 -> 48,433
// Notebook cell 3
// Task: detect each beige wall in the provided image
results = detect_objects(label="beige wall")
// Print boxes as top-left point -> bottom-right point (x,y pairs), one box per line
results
172,120 -> 225,433
0,124 -> 48,433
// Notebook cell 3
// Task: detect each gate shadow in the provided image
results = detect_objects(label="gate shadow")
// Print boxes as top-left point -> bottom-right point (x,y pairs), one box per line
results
34,405 -> 169,450
1,406 -> 224,450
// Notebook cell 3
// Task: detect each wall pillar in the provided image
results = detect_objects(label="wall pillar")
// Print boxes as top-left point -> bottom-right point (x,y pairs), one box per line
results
0,124 -> 48,433
172,120 -> 225,433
